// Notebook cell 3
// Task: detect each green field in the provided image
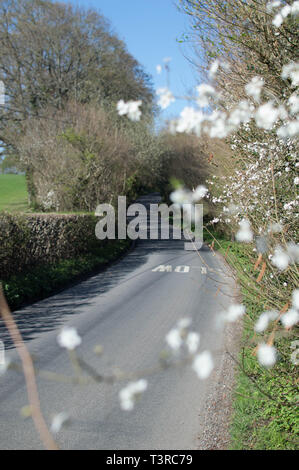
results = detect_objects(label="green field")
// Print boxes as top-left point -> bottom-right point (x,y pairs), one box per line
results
0,174 -> 28,212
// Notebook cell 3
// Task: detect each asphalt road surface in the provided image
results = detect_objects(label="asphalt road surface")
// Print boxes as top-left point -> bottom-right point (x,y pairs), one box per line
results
0,194 -> 236,450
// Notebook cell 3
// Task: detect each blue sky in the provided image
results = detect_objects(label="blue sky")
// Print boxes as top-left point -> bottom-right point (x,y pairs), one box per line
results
70,0 -> 199,123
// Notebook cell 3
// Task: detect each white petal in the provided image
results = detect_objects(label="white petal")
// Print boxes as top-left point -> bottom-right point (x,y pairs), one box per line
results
257,343 -> 277,367
192,351 -> 214,379
186,332 -> 200,354
50,412 -> 70,433
57,327 -> 82,351
281,309 -> 299,328
165,329 -> 182,351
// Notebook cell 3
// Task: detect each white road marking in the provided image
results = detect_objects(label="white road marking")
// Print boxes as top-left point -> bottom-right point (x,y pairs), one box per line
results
174,266 -> 190,273
152,265 -> 173,272
152,265 -> 190,273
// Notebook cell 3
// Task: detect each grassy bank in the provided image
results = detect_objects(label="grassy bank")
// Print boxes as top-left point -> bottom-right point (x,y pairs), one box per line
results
2,238 -> 130,311
204,228 -> 298,450
0,174 -> 29,212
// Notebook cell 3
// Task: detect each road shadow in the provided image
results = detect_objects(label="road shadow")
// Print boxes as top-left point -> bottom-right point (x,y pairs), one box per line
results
0,193 -> 208,349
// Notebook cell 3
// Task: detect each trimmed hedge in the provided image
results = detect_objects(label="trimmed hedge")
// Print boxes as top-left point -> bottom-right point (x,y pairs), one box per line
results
0,212 -> 102,278
3,239 -> 130,310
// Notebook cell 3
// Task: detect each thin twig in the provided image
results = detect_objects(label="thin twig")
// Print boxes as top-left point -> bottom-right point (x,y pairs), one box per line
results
0,285 -> 58,450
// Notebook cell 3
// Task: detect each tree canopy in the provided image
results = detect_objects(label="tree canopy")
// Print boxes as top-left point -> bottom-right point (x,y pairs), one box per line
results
0,0 -> 155,149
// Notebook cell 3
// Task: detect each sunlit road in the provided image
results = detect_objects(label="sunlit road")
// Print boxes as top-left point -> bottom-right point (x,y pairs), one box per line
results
0,194 -> 235,450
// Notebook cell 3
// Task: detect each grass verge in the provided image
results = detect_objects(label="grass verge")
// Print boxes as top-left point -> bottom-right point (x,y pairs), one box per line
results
2,239 -> 131,311
204,227 -> 299,450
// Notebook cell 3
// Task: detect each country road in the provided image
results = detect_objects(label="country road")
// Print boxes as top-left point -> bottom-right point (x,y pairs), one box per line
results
0,194 -> 237,450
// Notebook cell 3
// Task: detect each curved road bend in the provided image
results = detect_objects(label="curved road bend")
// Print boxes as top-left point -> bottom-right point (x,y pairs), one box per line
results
0,194 -> 236,450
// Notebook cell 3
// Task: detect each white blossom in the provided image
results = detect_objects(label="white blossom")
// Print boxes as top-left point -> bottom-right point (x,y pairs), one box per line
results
206,111 -> 229,138
221,304 -> 246,323
245,76 -> 264,102
255,313 -> 270,333
272,13 -> 283,27
165,319 -> 202,356
196,84 -> 217,108
281,4 -> 292,17
170,185 -> 207,210
228,100 -> 252,128
255,310 -> 278,333
156,64 -> 162,74
257,343 -> 277,367
236,219 -> 253,243
271,246 -> 290,270
266,1 -> 281,12
281,309 -> 299,328
116,100 -> 142,121
170,187 -> 191,205
50,412 -> 70,433
272,3 -> 292,27
42,190 -> 57,211
288,93 -> 299,114
286,242 -> 299,264
291,1 -> 299,14
175,107 -> 204,135
292,289 -> 299,310
186,332 -> 200,355
156,88 -> 175,109
165,318 -> 192,352
208,59 -> 219,79
117,99 -> 131,116
165,328 -> 183,351
277,118 -> 299,138
57,327 -> 82,351
255,102 -> 280,130
119,379 -> 147,411
192,351 -> 214,379
192,185 -> 208,201
282,62 -> 299,87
